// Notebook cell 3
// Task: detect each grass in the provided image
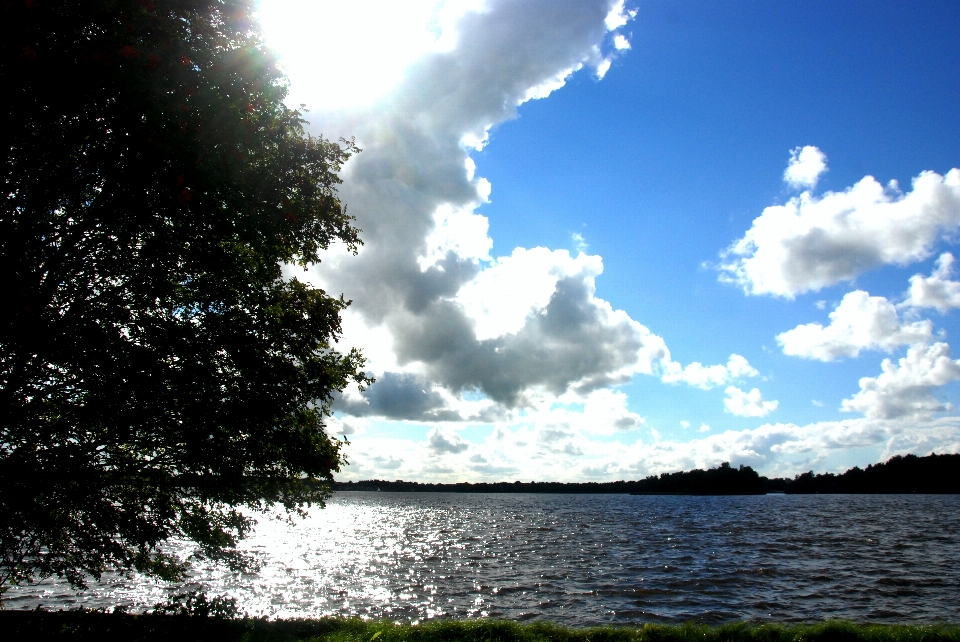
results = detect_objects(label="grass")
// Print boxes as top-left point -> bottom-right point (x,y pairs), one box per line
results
0,612 -> 958,642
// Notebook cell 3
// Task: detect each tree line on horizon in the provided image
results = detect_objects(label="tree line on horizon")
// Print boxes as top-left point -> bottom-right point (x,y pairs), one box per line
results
333,453 -> 960,495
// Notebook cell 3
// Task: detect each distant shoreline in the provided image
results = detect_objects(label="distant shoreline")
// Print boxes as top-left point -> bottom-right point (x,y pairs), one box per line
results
332,452 -> 960,495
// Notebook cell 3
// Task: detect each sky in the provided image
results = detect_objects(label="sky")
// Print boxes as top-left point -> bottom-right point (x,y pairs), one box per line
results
256,0 -> 960,482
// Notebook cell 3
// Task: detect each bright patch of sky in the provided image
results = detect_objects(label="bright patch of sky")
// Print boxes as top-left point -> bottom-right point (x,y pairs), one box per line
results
258,0 -> 960,482
257,0 -> 486,111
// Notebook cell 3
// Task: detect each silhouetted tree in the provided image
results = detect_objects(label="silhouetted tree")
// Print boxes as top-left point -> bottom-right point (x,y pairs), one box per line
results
1,0 -> 368,597
782,453 -> 960,494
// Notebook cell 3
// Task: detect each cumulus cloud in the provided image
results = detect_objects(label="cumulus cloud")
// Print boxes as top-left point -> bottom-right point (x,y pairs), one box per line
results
661,353 -> 759,389
336,372 -> 460,421
300,0 -> 659,413
880,420 -> 960,461
720,157 -> 960,297
594,58 -> 613,80
392,274 -> 667,407
323,414 -> 367,438
628,417 -> 960,478
297,0 -> 772,426
419,201 -> 493,269
455,247 -> 600,341
577,388 -> 646,434
841,342 -> 960,420
427,426 -> 470,454
784,145 -> 827,190
338,413 -> 960,483
369,455 -> 404,470
724,386 -> 778,417
777,290 -> 933,361
901,253 -> 960,313
604,0 -> 635,30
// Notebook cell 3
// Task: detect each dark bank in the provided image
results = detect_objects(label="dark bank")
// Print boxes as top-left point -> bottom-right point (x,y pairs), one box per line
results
1,611 -> 959,642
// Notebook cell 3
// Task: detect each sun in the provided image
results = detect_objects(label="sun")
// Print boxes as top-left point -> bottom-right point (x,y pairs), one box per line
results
256,0 -> 484,112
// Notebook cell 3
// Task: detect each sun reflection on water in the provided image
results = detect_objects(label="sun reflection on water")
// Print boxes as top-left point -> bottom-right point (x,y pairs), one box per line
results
6,493 -> 960,624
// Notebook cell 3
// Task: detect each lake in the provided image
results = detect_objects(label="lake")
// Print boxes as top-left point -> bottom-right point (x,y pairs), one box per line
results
7,492 -> 960,624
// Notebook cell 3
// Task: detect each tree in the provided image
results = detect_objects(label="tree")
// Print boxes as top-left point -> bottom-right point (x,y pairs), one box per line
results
1,0 -> 368,597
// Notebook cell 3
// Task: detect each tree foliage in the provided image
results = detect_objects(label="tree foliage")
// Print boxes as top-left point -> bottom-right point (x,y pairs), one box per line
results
779,453 -> 960,494
1,0 -> 368,595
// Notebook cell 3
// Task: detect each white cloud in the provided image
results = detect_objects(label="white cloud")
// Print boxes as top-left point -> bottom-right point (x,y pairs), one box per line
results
783,145 -> 828,190
571,388 -> 646,435
287,0 -> 665,413
368,454 -> 404,470
594,1 -> 636,80
427,426 -> 470,454
777,290 -> 933,361
699,423 -> 711,433
594,57 -> 612,80
418,203 -> 493,269
258,0 -> 486,111
680,420 -> 690,428
571,232 -> 588,253
604,0 -> 636,30
454,248 -> 601,340
526,63 -> 586,101
625,417 -> 960,478
338,414 -> 960,483
399,275 -> 669,408
902,253 -> 960,313
724,386 -> 778,417
726,354 -> 759,378
336,372 -> 487,422
841,342 -> 960,420
281,0 -> 765,426
880,419 -> 960,461
661,353 -> 759,389
324,415 -> 368,438
721,158 -> 960,297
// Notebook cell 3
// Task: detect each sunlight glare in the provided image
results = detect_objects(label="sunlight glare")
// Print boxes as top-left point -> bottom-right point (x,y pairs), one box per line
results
256,0 -> 485,112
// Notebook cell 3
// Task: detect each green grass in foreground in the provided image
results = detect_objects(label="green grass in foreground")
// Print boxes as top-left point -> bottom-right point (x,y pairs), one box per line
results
0,612 -> 958,642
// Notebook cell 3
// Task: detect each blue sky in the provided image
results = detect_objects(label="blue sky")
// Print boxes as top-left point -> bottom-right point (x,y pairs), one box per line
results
258,0 -> 960,481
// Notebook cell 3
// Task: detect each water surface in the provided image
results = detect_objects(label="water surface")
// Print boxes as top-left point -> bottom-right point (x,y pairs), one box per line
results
8,493 -> 960,624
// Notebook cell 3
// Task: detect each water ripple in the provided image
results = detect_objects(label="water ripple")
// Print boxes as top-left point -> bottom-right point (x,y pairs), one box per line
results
6,493 -> 960,624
